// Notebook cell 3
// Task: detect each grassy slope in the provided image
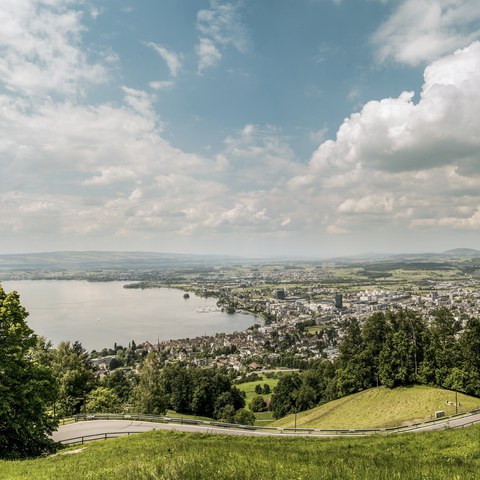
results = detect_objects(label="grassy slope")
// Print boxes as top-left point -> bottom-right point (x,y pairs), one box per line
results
272,385 -> 480,429
237,377 -> 278,405
237,376 -> 279,425
2,426 -> 480,479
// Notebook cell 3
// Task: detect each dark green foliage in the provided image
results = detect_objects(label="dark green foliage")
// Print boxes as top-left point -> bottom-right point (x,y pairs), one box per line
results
50,340 -> 96,416
271,373 -> 303,419
0,286 -> 58,459
233,408 -> 255,425
249,395 -> 267,412
85,387 -> 121,413
102,368 -> 134,402
335,319 -> 375,396
132,363 -> 245,420
132,354 -> 167,415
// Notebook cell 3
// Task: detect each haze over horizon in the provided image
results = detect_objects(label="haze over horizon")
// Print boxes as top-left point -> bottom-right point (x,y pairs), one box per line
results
1,1 -> 480,258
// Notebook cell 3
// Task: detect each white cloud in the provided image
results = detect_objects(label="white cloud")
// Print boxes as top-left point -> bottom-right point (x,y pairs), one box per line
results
196,37 -> 222,73
301,42 -> 480,235
309,127 -> 329,143
373,0 -> 480,65
146,42 -> 182,78
149,80 -> 175,91
0,0 -> 107,97
195,0 -> 248,72
222,124 -> 299,189
121,86 -> 156,119
196,0 -> 248,52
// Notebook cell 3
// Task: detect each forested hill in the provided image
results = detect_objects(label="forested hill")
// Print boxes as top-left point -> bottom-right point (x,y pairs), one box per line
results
0,251 -> 243,271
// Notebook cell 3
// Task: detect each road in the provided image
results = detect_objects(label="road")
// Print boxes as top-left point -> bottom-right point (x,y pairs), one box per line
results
52,411 -> 480,444
52,420 -> 291,443
400,411 -> 480,433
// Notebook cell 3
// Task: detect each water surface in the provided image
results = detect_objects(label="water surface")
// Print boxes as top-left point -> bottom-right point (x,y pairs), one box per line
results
2,280 -> 256,350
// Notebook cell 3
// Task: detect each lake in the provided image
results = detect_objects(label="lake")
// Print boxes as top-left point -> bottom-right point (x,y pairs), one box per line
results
1,280 -> 258,351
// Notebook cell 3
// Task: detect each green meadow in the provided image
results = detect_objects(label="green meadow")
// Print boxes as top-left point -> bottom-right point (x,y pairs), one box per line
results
2,426 -> 480,479
272,385 -> 480,429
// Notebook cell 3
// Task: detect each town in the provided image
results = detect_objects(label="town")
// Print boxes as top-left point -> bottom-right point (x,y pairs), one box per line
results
92,258 -> 480,373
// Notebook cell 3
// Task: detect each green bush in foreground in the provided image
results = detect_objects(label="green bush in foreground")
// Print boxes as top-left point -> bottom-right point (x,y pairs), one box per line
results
1,426 -> 480,479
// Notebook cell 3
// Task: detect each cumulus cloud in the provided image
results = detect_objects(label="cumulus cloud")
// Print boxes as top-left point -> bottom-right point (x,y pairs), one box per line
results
373,0 -> 480,65
0,0 -> 106,97
301,41 -> 480,235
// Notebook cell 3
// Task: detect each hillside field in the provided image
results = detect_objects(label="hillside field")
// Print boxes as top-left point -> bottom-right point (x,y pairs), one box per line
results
272,385 -> 480,429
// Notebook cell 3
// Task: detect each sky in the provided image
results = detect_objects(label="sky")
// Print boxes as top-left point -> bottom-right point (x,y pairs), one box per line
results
1,0 -> 480,258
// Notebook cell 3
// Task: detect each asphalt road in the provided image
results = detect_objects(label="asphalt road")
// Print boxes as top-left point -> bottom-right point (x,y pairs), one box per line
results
52,420 -> 287,443
52,412 -> 480,444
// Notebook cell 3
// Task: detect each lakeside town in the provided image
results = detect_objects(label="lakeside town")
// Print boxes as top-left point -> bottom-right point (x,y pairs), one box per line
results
91,258 -> 480,373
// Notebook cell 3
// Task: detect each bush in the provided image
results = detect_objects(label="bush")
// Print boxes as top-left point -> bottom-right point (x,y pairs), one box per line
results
249,396 -> 267,412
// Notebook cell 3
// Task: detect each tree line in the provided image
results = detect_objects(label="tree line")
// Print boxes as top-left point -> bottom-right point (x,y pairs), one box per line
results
270,308 -> 480,419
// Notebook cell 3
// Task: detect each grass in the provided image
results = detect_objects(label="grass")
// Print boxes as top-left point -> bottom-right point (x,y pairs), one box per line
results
237,377 -> 278,405
2,425 -> 480,479
272,385 -> 480,429
236,375 -> 279,425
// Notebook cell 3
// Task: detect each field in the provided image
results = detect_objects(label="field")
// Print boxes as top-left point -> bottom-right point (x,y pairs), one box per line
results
236,374 -> 280,425
272,385 -> 480,429
2,426 -> 480,479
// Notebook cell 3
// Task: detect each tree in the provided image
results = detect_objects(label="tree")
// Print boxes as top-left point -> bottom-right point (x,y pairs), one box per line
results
255,384 -> 263,395
362,312 -> 390,386
102,369 -> 134,403
262,383 -> 271,394
234,408 -> 255,425
249,396 -> 267,412
85,387 -> 121,413
335,319 -> 374,396
216,404 -> 236,423
270,373 -> 302,419
0,286 -> 58,459
133,354 -> 167,415
51,341 -> 97,416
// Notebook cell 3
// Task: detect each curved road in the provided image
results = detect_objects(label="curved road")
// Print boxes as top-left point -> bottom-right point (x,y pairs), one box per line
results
53,420 -> 291,443
52,412 -> 480,444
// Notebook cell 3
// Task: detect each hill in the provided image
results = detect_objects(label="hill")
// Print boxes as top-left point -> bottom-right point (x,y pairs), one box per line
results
272,385 -> 480,429
1,426 -> 479,479
0,251 -> 244,271
443,248 -> 480,257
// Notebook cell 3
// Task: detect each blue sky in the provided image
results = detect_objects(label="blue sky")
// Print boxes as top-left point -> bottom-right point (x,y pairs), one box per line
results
1,0 -> 480,258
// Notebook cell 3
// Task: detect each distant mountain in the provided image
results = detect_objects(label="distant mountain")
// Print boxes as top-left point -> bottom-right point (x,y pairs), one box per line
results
0,251 -> 245,271
443,248 -> 480,257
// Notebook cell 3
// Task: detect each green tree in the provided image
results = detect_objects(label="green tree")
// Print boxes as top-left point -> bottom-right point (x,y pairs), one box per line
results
0,286 -> 58,459
378,310 -> 426,388
255,384 -> 263,395
234,408 -> 255,425
85,387 -> 121,413
335,319 -> 374,396
362,312 -> 390,386
133,354 -> 167,415
51,341 -> 96,416
262,383 -> 271,394
216,404 -> 236,423
249,395 -> 267,412
102,369 -> 134,403
270,373 -> 302,419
